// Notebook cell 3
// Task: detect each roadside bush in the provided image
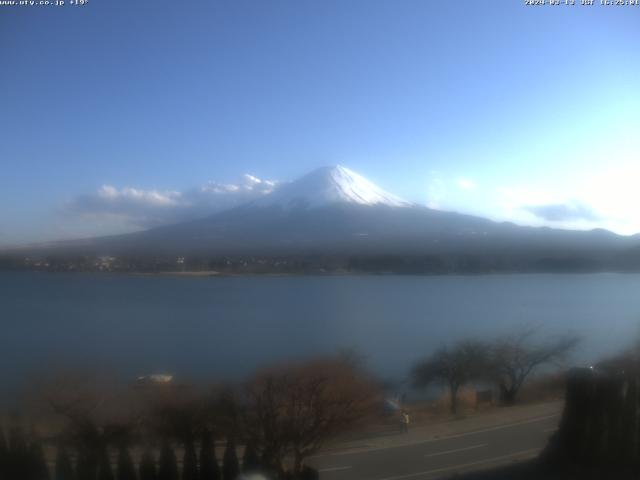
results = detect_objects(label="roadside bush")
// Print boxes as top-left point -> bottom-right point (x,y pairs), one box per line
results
55,446 -> 74,480
222,438 -> 239,480
241,440 -> 260,473
158,441 -> 179,480
182,437 -> 199,480
199,429 -> 220,480
28,438 -> 50,480
117,445 -> 137,480
139,449 -> 157,480
98,448 -> 115,480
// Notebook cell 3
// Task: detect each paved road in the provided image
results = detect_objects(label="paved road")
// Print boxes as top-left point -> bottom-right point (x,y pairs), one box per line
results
308,412 -> 560,480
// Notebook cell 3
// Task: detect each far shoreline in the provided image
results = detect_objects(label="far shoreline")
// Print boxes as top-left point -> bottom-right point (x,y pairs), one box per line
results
10,269 -> 636,279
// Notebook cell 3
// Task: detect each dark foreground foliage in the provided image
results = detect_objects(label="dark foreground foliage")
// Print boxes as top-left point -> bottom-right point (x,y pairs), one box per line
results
449,458 -> 640,480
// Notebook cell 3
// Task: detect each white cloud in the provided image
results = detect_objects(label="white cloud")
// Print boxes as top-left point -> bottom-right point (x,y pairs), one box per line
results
523,202 -> 599,222
485,186 -> 601,231
426,172 -> 445,209
69,174 -> 279,229
572,162 -> 640,235
456,178 -> 477,190
96,185 -> 182,206
484,160 -> 640,235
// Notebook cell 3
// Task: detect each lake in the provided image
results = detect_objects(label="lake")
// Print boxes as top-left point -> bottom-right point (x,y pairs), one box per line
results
2,272 -> 640,393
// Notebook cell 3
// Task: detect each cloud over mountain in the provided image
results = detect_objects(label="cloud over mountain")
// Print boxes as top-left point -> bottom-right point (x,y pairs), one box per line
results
523,202 -> 600,222
69,174 -> 278,228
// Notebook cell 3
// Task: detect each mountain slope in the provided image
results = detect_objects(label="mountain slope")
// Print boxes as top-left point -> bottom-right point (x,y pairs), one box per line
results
4,166 -> 640,273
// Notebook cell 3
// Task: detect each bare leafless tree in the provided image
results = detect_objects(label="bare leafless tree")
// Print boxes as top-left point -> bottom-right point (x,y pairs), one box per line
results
490,328 -> 579,405
243,356 -> 379,476
32,370 -> 143,456
412,340 -> 489,415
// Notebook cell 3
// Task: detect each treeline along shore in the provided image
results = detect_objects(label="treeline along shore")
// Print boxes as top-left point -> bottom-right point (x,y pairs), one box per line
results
3,251 -> 640,275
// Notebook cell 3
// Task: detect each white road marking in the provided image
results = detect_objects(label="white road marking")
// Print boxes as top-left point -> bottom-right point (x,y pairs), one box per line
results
426,414 -> 559,442
311,413 -> 559,459
319,466 -> 352,473
424,443 -> 487,458
375,447 -> 540,480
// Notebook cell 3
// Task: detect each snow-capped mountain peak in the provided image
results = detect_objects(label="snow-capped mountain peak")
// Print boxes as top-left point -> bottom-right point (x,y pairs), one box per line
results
252,165 -> 411,209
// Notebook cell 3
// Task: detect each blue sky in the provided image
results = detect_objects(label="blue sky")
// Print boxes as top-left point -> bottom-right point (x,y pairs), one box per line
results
1,0 -> 639,245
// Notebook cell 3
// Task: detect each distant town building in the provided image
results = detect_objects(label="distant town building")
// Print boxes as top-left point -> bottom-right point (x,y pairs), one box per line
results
136,373 -> 174,385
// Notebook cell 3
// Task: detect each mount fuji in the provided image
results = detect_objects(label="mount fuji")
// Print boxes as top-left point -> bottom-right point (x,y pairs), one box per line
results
5,165 -> 640,273
250,165 -> 411,210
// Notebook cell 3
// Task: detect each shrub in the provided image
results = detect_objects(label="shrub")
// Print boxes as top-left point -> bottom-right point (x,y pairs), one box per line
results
182,437 -> 198,480
117,445 -> 137,480
139,449 -> 157,480
98,448 -> 115,480
222,438 -> 239,480
158,441 -> 179,480
199,429 -> 220,480
55,446 -> 74,480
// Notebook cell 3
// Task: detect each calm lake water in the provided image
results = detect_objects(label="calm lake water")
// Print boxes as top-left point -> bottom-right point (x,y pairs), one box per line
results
2,272 -> 640,392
